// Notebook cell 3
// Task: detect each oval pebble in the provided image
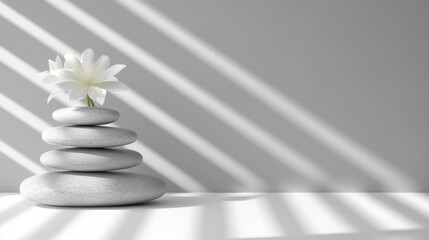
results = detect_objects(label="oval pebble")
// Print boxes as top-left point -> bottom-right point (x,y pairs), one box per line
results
20,172 -> 166,206
40,148 -> 142,171
42,126 -> 137,148
53,107 -> 120,125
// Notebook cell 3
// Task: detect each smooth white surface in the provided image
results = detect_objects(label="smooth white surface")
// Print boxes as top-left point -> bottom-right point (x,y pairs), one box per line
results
335,193 -> 420,231
1,193 -> 429,240
284,193 -> 356,235
223,193 -> 285,238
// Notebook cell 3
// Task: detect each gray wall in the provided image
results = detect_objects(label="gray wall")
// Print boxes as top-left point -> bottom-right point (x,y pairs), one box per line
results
0,0 -> 428,192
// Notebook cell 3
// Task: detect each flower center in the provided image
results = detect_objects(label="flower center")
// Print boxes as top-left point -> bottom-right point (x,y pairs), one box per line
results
82,73 -> 99,86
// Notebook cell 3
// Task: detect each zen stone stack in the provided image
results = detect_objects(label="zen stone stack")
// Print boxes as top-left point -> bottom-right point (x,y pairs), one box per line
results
20,107 -> 166,206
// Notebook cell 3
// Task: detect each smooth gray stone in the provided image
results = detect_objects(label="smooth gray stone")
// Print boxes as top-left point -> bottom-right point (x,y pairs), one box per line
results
20,172 -> 166,206
42,126 -> 137,148
40,148 -> 142,171
52,107 -> 120,125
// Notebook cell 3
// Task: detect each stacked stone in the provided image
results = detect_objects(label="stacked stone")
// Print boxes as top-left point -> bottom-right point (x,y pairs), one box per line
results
20,107 -> 166,206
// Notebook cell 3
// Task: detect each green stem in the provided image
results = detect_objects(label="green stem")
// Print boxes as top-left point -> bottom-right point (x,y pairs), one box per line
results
89,98 -> 95,107
86,95 -> 91,107
86,95 -> 95,107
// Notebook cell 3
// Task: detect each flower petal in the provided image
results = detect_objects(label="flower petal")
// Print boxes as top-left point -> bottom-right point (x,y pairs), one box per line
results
55,55 -> 63,69
64,60 -> 71,69
98,81 -> 129,91
64,54 -> 84,76
55,69 -> 80,81
54,80 -> 86,91
92,55 -> 110,76
42,75 -> 64,87
47,90 -> 64,103
102,77 -> 118,82
39,71 -> 50,80
81,48 -> 95,72
49,60 -> 57,72
97,64 -> 126,81
88,87 -> 107,105
69,87 -> 88,102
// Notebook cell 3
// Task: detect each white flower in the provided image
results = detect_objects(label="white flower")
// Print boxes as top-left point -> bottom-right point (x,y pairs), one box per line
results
40,48 -> 128,105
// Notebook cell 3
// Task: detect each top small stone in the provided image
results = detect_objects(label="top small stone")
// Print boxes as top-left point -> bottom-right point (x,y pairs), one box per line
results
53,107 -> 120,125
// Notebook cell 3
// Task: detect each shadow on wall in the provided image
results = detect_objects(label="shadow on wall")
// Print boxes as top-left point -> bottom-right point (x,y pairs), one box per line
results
0,0 -> 428,192
2,193 -> 429,239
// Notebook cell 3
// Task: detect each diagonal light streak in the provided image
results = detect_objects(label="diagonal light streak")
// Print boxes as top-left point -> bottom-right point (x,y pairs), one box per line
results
0,92 -> 51,132
0,2 -> 74,55
114,0 -> 415,190
387,193 -> 429,220
0,139 -> 47,174
0,45 -> 205,192
115,90 -> 267,190
223,195 -> 287,238
0,91 -> 50,175
283,193 -> 356,235
0,2 -> 267,190
0,201 -> 58,240
44,0 -> 333,185
335,193 -> 420,231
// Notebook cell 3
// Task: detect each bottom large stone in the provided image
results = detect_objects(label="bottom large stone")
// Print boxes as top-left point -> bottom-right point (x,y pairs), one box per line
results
20,172 -> 166,206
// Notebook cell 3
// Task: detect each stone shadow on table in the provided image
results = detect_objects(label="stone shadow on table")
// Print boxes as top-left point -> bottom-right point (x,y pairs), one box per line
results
35,193 -> 266,210
35,193 -> 265,240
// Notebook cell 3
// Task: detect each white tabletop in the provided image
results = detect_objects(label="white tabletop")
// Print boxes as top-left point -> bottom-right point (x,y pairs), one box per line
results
1,193 -> 429,240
